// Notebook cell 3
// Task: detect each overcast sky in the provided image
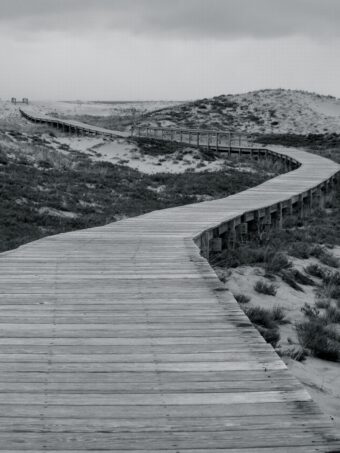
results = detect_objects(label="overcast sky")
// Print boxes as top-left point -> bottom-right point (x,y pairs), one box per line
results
1,0 -> 340,100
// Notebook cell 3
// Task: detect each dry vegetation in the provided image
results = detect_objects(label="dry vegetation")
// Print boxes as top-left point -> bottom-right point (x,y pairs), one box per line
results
0,130 -> 280,253
137,89 -> 340,135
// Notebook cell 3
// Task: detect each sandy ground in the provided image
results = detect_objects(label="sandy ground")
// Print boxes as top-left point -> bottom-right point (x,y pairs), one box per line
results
34,134 -> 258,174
141,89 -> 340,134
218,248 -> 340,428
88,141 -> 252,174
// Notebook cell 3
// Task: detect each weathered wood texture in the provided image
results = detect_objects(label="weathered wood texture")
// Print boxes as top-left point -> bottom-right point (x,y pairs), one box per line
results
2,112 -> 339,451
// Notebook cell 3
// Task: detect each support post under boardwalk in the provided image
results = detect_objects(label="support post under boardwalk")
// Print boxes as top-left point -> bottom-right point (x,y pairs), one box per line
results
298,194 -> 304,219
277,202 -> 283,229
288,199 -> 294,216
308,190 -> 313,214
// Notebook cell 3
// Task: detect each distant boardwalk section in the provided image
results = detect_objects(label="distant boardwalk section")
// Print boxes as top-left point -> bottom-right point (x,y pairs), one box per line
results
20,107 -> 128,138
1,108 -> 338,451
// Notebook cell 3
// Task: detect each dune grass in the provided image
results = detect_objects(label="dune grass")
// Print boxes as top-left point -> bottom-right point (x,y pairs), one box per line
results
0,136 -> 278,253
244,305 -> 287,348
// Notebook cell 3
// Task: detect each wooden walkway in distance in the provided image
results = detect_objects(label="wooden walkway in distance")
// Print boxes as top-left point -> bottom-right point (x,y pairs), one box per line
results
19,108 -> 129,138
1,111 -> 339,451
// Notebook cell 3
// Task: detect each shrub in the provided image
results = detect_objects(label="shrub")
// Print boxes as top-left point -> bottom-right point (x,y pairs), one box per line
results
282,216 -> 300,229
245,306 -> 276,329
322,270 -> 340,286
305,263 -> 326,279
319,252 -> 340,268
210,246 -> 292,274
308,269 -> 340,300
245,305 -> 286,324
301,303 -> 320,320
264,251 -> 292,274
281,270 -> 304,292
322,281 -> 340,300
254,280 -> 277,296
210,246 -> 267,268
272,305 -> 288,324
234,293 -> 251,304
315,299 -> 331,309
325,306 -> 340,324
280,346 -> 308,362
311,245 -> 339,268
288,242 -> 312,259
296,320 -> 340,361
256,325 -> 280,348
310,245 -> 327,259
243,306 -> 281,348
291,269 -> 315,286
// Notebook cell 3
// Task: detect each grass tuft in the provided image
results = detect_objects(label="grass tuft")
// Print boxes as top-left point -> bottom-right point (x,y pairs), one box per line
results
311,245 -> 339,268
280,346 -> 308,362
243,305 -> 286,348
281,270 -> 304,292
234,293 -> 251,304
296,320 -> 340,362
305,263 -> 326,279
254,280 -> 277,296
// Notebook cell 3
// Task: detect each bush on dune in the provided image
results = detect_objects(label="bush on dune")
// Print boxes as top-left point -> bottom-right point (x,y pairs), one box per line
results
254,280 -> 277,296
296,320 -> 340,362
233,293 -> 251,304
244,306 -> 285,348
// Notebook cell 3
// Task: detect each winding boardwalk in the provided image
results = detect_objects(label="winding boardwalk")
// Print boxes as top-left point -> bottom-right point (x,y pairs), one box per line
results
1,110 -> 339,451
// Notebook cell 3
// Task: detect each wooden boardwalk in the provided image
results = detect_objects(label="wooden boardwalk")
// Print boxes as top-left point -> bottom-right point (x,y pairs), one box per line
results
19,108 -> 129,138
1,111 -> 339,451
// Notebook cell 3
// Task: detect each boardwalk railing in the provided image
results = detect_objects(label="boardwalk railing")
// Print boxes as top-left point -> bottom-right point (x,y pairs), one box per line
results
7,108 -> 339,451
19,108 -> 128,138
133,125 -> 253,150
